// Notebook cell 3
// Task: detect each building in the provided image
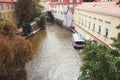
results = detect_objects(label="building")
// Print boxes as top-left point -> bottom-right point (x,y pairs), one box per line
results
73,1 -> 120,47
0,0 -> 18,24
40,0 -> 50,12
63,6 -> 73,27
49,0 -> 67,23
49,0 -> 82,26
42,0 -> 120,47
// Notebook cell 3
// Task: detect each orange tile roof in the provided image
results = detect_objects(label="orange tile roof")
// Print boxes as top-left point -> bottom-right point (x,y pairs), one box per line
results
77,2 -> 120,17
49,1 -> 58,5
0,0 -> 15,3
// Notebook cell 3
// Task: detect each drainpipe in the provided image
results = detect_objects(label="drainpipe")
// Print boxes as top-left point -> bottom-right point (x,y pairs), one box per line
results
66,5 -> 69,27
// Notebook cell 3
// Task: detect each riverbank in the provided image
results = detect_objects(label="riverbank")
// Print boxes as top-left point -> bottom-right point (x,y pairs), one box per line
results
25,26 -> 45,39
54,18 -> 76,33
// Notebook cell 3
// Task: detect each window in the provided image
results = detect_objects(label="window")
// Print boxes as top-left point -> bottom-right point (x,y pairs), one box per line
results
1,3 -> 4,10
83,15 -> 85,26
104,21 -> 111,38
98,19 -> 103,34
2,13 -> 6,20
82,14 -> 84,25
98,26 -> 101,34
58,11 -> 60,15
79,14 -> 81,24
85,15 -> 87,27
82,18 -> 83,25
7,4 -> 10,9
61,11 -> 62,15
105,29 -> 108,37
88,16 -> 91,29
11,4 -> 14,9
92,18 -> 96,31
80,14 -> 82,24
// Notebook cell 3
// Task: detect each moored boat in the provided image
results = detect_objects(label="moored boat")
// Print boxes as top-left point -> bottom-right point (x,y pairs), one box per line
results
72,33 -> 85,49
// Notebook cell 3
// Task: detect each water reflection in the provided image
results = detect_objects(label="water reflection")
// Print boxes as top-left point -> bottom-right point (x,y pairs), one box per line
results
29,29 -> 47,53
26,23 -> 82,80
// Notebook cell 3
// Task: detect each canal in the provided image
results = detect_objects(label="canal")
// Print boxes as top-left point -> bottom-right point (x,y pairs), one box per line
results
25,23 -> 82,80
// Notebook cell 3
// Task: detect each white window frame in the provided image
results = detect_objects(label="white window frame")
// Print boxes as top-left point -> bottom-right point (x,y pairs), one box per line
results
104,21 -> 111,38
1,3 -> 4,10
82,14 -> 84,25
92,18 -> 96,31
85,15 -> 87,27
88,16 -> 92,29
98,19 -> 103,34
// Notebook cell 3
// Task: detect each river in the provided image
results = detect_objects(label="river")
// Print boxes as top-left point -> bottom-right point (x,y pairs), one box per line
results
25,23 -> 82,80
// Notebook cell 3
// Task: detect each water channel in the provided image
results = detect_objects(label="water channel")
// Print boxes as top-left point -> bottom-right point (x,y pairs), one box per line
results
25,23 -> 82,80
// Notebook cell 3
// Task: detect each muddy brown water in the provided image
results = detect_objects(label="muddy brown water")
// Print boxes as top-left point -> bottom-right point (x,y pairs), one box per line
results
25,23 -> 82,80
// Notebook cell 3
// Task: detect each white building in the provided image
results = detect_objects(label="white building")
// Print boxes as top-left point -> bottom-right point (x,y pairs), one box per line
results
49,0 -> 82,26
73,1 -> 120,47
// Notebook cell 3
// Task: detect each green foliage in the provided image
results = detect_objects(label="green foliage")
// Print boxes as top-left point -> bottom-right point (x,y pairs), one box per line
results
15,0 -> 44,36
111,24 -> 120,51
78,24 -> 120,80
35,0 -> 44,14
0,20 -> 33,80
116,0 -> 120,6
78,39 -> 120,80
34,13 -> 46,28
15,0 -> 44,23
39,14 -> 46,27
20,22 -> 31,36
15,0 -> 40,23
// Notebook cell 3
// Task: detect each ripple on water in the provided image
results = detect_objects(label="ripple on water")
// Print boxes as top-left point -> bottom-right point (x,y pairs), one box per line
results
26,23 -> 82,80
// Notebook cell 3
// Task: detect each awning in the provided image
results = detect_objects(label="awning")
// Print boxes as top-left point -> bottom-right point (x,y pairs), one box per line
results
72,33 -> 85,42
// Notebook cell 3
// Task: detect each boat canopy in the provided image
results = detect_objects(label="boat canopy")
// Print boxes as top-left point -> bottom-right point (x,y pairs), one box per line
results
72,33 -> 85,42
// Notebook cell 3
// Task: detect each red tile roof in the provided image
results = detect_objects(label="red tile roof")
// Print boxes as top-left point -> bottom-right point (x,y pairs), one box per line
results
0,0 -> 15,3
49,1 -> 58,5
77,2 -> 120,17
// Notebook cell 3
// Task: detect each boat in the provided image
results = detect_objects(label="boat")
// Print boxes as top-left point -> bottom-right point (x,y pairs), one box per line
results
72,33 -> 85,49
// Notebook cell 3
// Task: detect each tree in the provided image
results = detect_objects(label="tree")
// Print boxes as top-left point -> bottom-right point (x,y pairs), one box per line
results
110,25 -> 120,80
38,14 -> 46,27
78,24 -> 120,80
116,0 -> 120,6
15,0 -> 43,36
0,20 -> 33,80
78,40 -> 114,80
15,0 -> 40,23
35,0 -> 44,14
111,24 -> 120,52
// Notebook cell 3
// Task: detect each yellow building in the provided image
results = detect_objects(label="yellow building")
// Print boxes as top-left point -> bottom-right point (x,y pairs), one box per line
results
0,0 -> 18,24
73,2 -> 120,47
